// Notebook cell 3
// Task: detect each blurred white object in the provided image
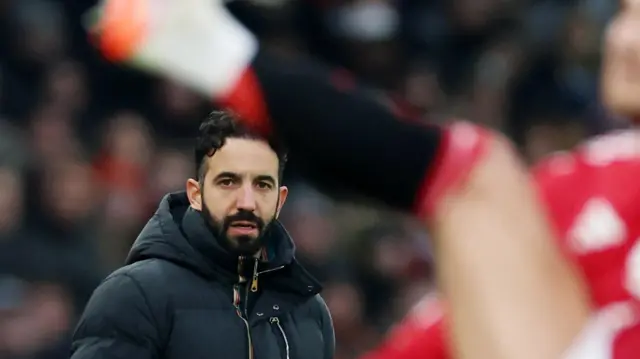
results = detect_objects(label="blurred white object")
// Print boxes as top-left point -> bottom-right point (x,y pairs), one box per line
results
87,0 -> 257,98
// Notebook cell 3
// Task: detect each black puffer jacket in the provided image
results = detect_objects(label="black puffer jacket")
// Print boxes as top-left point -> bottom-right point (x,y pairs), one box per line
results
71,192 -> 334,359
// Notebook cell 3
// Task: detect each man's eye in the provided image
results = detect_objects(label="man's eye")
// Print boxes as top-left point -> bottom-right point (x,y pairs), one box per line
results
219,179 -> 234,187
256,182 -> 272,190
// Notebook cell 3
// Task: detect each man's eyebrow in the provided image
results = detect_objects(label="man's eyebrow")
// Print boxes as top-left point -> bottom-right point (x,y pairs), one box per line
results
213,172 -> 241,181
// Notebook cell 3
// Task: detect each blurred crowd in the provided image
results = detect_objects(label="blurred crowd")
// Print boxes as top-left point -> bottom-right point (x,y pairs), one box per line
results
0,0 -> 621,358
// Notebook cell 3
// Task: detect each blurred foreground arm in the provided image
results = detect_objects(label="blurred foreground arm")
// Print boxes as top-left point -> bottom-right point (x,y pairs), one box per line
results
86,1 -> 591,358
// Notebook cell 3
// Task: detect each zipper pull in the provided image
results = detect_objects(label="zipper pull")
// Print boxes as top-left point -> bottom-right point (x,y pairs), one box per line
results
251,259 -> 259,292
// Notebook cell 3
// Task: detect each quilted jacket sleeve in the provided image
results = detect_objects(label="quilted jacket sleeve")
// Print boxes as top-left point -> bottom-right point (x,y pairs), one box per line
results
70,273 -> 162,359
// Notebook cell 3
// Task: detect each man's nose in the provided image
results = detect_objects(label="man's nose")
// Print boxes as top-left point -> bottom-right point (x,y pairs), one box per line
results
236,185 -> 257,211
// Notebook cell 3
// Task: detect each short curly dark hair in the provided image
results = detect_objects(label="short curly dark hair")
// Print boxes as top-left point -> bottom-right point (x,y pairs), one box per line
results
194,110 -> 287,183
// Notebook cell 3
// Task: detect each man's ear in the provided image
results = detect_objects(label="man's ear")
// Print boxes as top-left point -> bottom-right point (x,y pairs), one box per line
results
186,178 -> 202,211
275,186 -> 288,218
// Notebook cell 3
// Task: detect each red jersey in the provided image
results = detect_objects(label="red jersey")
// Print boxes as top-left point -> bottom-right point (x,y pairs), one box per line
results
361,129 -> 640,359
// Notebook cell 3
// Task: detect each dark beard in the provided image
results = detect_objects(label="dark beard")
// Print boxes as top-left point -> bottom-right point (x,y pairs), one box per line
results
201,203 -> 275,256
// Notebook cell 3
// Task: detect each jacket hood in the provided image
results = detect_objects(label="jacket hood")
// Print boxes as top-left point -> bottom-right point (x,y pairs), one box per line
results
125,192 -> 301,282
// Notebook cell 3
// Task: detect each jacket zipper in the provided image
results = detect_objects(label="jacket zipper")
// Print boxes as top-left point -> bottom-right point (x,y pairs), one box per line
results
249,263 -> 286,294
234,256 -> 261,359
234,257 -> 286,359
270,317 -> 290,359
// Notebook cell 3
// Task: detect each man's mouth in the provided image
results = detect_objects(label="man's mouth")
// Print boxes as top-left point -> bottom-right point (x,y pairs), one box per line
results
230,221 -> 258,230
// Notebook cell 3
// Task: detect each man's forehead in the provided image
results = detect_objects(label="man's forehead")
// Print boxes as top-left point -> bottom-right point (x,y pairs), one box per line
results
206,138 -> 279,178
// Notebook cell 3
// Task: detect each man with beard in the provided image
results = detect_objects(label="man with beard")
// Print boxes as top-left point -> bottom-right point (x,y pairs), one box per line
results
70,111 -> 335,359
